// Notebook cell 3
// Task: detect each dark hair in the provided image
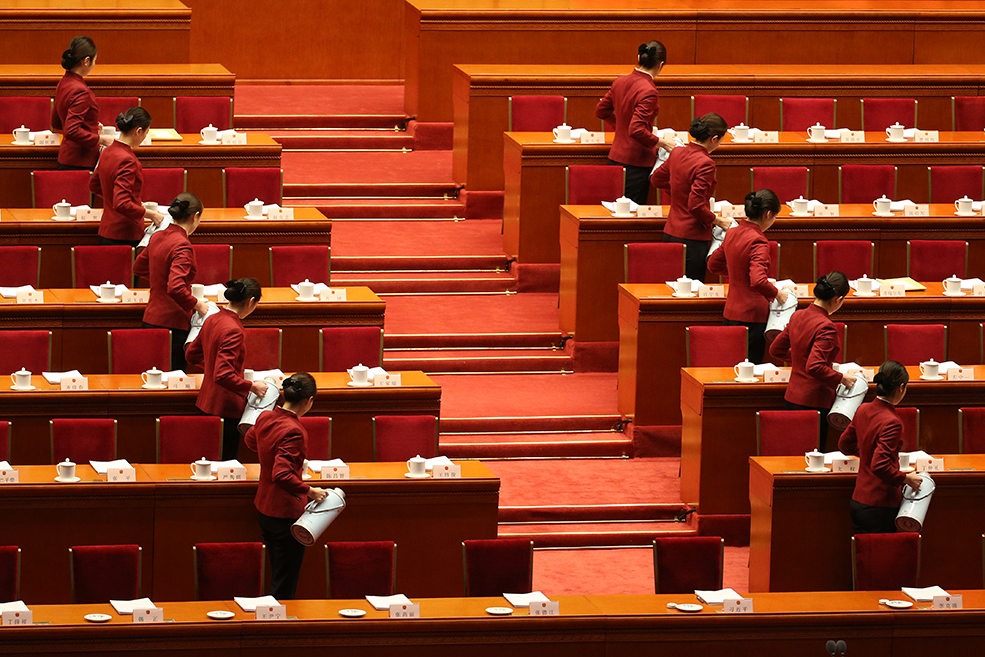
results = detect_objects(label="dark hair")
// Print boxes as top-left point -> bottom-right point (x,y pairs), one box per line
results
637,40 -> 666,69
116,107 -> 152,133
744,189 -> 781,220
224,277 -> 262,303
168,192 -> 204,223
689,113 -> 728,141
813,271 -> 850,301
282,372 -> 317,404
874,360 -> 909,397
62,36 -> 97,70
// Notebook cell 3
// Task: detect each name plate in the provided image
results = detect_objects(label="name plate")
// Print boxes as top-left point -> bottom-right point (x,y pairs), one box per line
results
721,204 -> 745,218
433,463 -> 462,478
879,283 -> 905,297
722,598 -> 754,613
107,466 -> 136,482
76,208 -> 103,221
753,131 -> 778,143
947,366 -> 974,381
904,204 -> 929,216
932,594 -> 963,610
16,290 -> 43,304
267,207 -> 294,220
763,368 -> 791,383
121,290 -> 149,304
319,288 -> 347,302
636,205 -> 662,218
60,376 -> 88,391
858,368 -> 875,382
814,204 -> 840,217
35,133 -> 59,146
2,610 -> 32,626
787,284 -> 810,297
373,373 -> 401,387
530,600 -> 560,616
698,285 -> 725,298
256,604 -> 287,620
168,375 -> 196,390
973,283 -> 985,297
0,468 -> 19,483
914,130 -> 940,143
221,132 -> 247,145
579,131 -> 604,144
916,457 -> 944,472
133,607 -> 163,623
832,458 -> 859,473
321,465 -> 350,480
389,603 -> 420,619
218,465 -> 248,481
840,131 -> 865,143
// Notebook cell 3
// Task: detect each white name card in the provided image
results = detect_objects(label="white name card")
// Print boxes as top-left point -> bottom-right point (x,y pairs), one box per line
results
763,368 -> 791,383
879,283 -> 905,297
529,600 -> 560,616
814,204 -> 840,217
76,208 -> 103,221
753,131 -> 778,143
256,604 -> 287,620
133,607 -> 163,623
698,285 -> 725,298
721,204 -> 746,218
914,130 -> 940,143
948,366 -> 974,381
60,376 -> 88,391
218,465 -> 248,481
788,284 -> 810,297
840,131 -> 865,143
904,204 -> 930,216
16,289 -> 43,304
2,610 -> 32,626
35,133 -> 59,146
433,463 -> 462,478
107,466 -> 136,482
973,283 -> 985,297
389,603 -> 420,619
221,132 -> 247,145
267,207 -> 294,220
321,465 -> 350,480
579,131 -> 604,144
832,458 -> 859,473
168,375 -> 196,390
916,457 -> 944,472
932,594 -> 963,610
858,368 -> 876,382
319,288 -> 347,302
0,468 -> 19,484
373,373 -> 401,387
722,598 -> 754,613
636,205 -> 662,218
121,290 -> 149,304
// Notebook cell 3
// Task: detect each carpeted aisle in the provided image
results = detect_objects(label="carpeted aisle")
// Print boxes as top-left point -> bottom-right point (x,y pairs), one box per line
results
235,84 -> 405,117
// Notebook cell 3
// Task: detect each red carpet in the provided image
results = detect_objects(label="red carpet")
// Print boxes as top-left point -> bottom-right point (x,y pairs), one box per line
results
235,85 -> 405,128
331,220 -> 506,259
384,294 -> 561,339
283,151 -> 453,185
436,373 -> 619,421
441,431 -> 632,458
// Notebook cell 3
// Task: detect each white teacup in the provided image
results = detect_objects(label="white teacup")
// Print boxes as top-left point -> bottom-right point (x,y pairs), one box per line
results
919,359 -> 939,379
886,123 -> 905,141
552,124 -> 571,142
955,196 -> 974,215
191,283 -> 205,300
732,124 -> 750,141
246,198 -> 264,219
805,450 -> 825,470
53,199 -> 71,219
200,124 -> 218,143
856,275 -> 874,295
57,458 -> 76,480
675,276 -> 696,296
614,196 -> 632,215
792,196 -> 809,215
299,279 -> 315,301
141,367 -> 163,388
808,123 -> 826,142
873,196 -> 891,215
734,359 -> 755,381
10,368 -> 31,389
943,275 -> 962,295
100,281 -> 116,301
351,363 -> 369,385
243,369 -> 254,382
191,457 -> 212,479
143,201 -> 159,214
101,125 -> 116,136
407,454 -> 426,476
12,126 -> 30,144
899,452 -> 911,470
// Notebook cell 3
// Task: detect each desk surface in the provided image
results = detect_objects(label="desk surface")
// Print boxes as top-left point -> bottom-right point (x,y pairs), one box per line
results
562,202 -> 985,221
4,206 -> 327,224
411,0 -> 985,13
507,130 -> 985,148
0,132 -> 279,153
0,0 -> 189,10
0,286 -> 380,309
0,64 -> 229,81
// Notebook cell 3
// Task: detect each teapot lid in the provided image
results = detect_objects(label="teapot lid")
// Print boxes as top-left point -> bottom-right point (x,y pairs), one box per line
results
409,454 -> 425,461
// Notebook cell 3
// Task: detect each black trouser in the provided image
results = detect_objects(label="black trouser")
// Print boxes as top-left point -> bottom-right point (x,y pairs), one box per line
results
850,499 -> 898,534
142,322 -> 189,371
221,415 -> 242,461
56,163 -> 92,171
724,319 -> 766,364
785,400 -> 833,451
258,511 -> 306,600
610,159 -> 651,206
98,236 -> 140,247
662,234 -> 709,282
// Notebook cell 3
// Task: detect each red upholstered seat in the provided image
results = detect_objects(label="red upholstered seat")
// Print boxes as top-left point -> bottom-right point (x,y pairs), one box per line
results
896,407 -> 920,452
0,246 -> 40,287
157,416 -> 222,463
653,536 -> 724,594
0,97 -> 51,134
757,410 -> 820,456
325,541 -> 396,599
861,98 -> 917,131
685,326 -> 748,367
142,168 -> 186,203
94,97 -> 139,127
51,418 -> 117,462
885,324 -> 947,366
243,328 -> 282,370
566,165 -> 624,205
751,167 -> 809,204
269,245 -> 330,288
463,538 -> 533,596
853,533 -> 920,590
0,546 -> 20,603
0,421 -> 9,462
928,166 -> 984,204
71,245 -> 133,288
959,408 -> 985,454
839,165 -> 897,204
625,242 -> 685,284
779,98 -> 836,132
0,330 -> 51,375
32,170 -> 91,208
691,95 -> 747,128
70,544 -> 141,604
509,95 -> 565,132
108,329 -> 171,374
300,416 -> 332,460
319,327 -> 382,371
953,96 -> 985,131
224,167 -> 283,207
191,244 -> 232,284
193,542 -> 264,600
813,241 -> 874,281
373,415 -> 438,461
174,96 -> 232,133
907,240 -> 968,280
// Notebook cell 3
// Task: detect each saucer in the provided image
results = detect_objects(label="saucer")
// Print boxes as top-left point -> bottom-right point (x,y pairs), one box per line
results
731,139 -> 752,144
485,607 -> 513,616
788,212 -> 812,217
671,292 -> 695,298
11,141 -> 32,146
673,603 -> 703,613
871,212 -> 894,217
734,377 -> 758,383
303,473 -> 312,480
404,472 -> 430,479
243,215 -> 266,220
347,381 -> 373,387
806,138 -> 829,143
899,466 -> 915,473
955,212 -> 977,217
190,474 -> 217,481
943,291 -> 966,296
294,296 -> 320,302
84,613 -> 112,623
884,600 -> 913,609
805,466 -> 831,473
51,216 -> 75,221
886,137 -> 907,143
610,212 -> 635,218
96,297 -> 121,304
198,140 -> 220,145
207,610 -> 235,620
55,476 -> 81,483
920,375 -> 945,381
552,139 -> 576,144
853,291 -> 878,297
141,383 -> 167,390
10,385 -> 36,391
339,609 -> 367,618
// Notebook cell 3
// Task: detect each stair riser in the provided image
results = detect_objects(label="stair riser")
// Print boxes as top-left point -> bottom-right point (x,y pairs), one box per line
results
440,417 -> 622,433
286,184 -> 460,199
498,505 -> 682,523
338,279 -> 513,293
291,204 -> 464,219
273,136 -> 415,150
385,357 -> 571,373
497,529 -> 695,549
333,256 -> 509,271
385,334 -> 562,349
236,115 -> 405,129
441,441 -> 631,459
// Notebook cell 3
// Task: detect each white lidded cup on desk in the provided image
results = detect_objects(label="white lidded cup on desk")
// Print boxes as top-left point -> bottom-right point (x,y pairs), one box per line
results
734,359 -> 755,382
246,198 -> 264,219
792,196 -> 810,215
141,366 -> 163,388
552,124 -> 571,142
955,196 -> 974,215
805,450 -> 825,470
351,363 -> 369,385
299,279 -> 316,301
808,123 -> 826,142
873,196 -> 891,215
732,124 -> 749,141
57,458 -> 76,480
12,126 -> 30,144
200,124 -> 218,144
53,199 -> 71,219
10,368 -> 31,389
899,452 -> 911,470
886,123 -> 905,141
407,454 -> 426,477
191,457 -> 212,479
919,358 -> 939,379
856,274 -> 874,295
943,275 -> 962,295
676,276 -> 695,297
614,196 -> 632,215
100,281 -> 116,301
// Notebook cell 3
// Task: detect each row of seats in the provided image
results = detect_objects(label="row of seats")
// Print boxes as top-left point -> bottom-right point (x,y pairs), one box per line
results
0,96 -> 233,134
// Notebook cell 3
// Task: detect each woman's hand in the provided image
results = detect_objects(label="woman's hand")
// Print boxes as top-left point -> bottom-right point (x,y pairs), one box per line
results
98,133 -> 115,147
840,373 -> 858,389
904,472 -> 923,491
250,380 -> 269,398
657,136 -> 677,152
712,216 -> 732,231
194,299 -> 210,316
307,486 -> 328,503
775,288 -> 790,305
145,210 -> 166,227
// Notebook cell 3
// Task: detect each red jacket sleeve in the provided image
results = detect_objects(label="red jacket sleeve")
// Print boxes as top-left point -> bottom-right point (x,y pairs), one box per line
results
769,326 -> 792,362
806,324 -> 844,390
167,243 -> 198,313
870,420 -> 906,487
689,160 -> 718,229
111,158 -> 146,222
628,90 -> 659,151
88,168 -> 102,197
62,89 -> 99,151
649,154 -> 671,190
707,238 -> 727,275
838,420 -> 859,456
748,240 -> 779,302
595,90 -> 614,122
133,244 -> 150,278
244,424 -> 258,452
271,430 -> 310,497
185,332 -> 204,366
214,330 -> 253,396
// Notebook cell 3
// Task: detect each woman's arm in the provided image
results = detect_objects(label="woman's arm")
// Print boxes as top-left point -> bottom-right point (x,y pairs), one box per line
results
271,431 -> 309,497
706,237 -> 728,276
806,325 -> 844,390
628,91 -> 659,151
688,161 -> 718,230
748,240 -> 778,302
870,419 -> 906,487
110,159 -> 148,223
769,326 -> 792,362
61,90 -> 99,150
838,420 -> 859,456
214,331 -> 253,396
167,243 -> 200,314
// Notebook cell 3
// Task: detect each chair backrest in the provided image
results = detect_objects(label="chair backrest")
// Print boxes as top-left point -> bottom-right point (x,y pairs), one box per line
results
896,407 -> 920,452
191,244 -> 233,284
653,536 -> 724,594
779,98 -> 836,132
625,242 -> 686,284
0,421 -> 9,463
885,324 -> 947,365
928,165 -> 984,204
952,96 -> 985,131
174,96 -> 233,132
0,546 -> 20,603
243,328 -> 282,370
193,542 -> 264,600
141,168 -> 187,203
109,329 -> 171,374
907,240 -> 968,280
566,165 -> 625,205
0,330 -> 51,375
813,241 -> 874,281
70,544 -> 141,604
757,410 -> 820,456
959,408 -> 985,454
852,533 -> 920,590
0,96 -> 51,133
319,327 -> 383,371
839,165 -> 897,204
861,98 -> 917,131
691,95 -> 747,128
71,245 -> 134,288
94,97 -> 139,128
373,415 -> 438,461
325,541 -> 396,599
750,167 -> 810,204
269,245 -> 330,288
51,418 -> 117,462
0,246 -> 41,287
224,167 -> 283,207
509,96 -> 566,132
32,170 -> 91,208
462,539 -> 533,596
300,416 -> 332,460
685,326 -> 748,367
157,416 -> 223,463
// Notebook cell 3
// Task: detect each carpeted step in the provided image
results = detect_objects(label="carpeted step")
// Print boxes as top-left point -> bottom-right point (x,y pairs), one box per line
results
384,348 -> 571,374
288,199 -> 466,219
441,431 -> 632,458
286,182 -> 460,199
264,130 -> 414,151
440,415 -> 621,434
384,295 -> 562,339
333,271 -> 514,293
283,151 -> 457,199
498,521 -> 695,548
499,503 -> 684,523
334,255 -> 509,272
386,332 -> 561,349
330,219 -> 507,258
234,85 -> 407,130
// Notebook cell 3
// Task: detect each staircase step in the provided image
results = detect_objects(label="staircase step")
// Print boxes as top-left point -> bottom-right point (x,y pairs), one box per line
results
334,271 -> 514,294
283,151 -> 456,199
334,255 -> 509,272
440,415 -> 622,434
236,114 -> 406,130
384,348 -> 570,373
499,503 -> 685,523
288,198 -> 465,219
265,130 -> 414,151
498,521 -> 695,548
286,182 -> 460,199
440,431 -> 632,458
385,332 -> 562,349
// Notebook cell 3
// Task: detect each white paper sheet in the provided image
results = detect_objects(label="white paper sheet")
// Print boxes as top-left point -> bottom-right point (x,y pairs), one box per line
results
0,285 -> 34,299
933,361 -> 960,373
728,126 -> 763,139
824,128 -> 850,139
823,451 -> 848,465
137,215 -> 173,249
849,279 -> 881,291
347,366 -> 387,381
290,282 -> 329,295
366,594 -> 412,611
90,459 -> 132,475
0,461 -> 10,470
834,362 -> 863,374
961,277 -> 985,290
42,370 -> 82,384
88,284 -> 129,297
504,591 -> 550,608
695,588 -> 742,605
254,369 -> 285,382
28,130 -> 53,141
160,370 -> 187,382
0,601 -> 30,612
785,199 -> 825,211
888,200 -> 916,211
234,595 -> 279,612
601,200 -> 639,213
901,450 -> 932,462
110,598 -> 155,615
210,459 -> 245,474
68,205 -> 91,218
713,200 -> 737,213
243,203 -> 281,216
308,458 -> 345,473
424,456 -> 454,472
902,586 -> 948,602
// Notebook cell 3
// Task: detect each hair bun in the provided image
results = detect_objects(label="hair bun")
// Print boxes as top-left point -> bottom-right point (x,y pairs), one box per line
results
872,372 -> 886,384
168,198 -> 190,219
638,43 -> 649,56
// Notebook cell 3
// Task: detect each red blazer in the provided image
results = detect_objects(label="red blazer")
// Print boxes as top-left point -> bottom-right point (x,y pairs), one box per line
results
185,308 -> 252,418
769,304 -> 843,408
245,406 -> 310,519
52,71 -> 100,169
707,220 -> 778,323
133,224 -> 198,330
649,142 -> 717,241
595,69 -> 660,168
839,398 -> 907,508
89,141 -> 145,242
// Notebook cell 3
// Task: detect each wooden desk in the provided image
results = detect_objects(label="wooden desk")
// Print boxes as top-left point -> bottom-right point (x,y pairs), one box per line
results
0,133 -> 281,208
1,371 -> 438,464
0,461 -> 498,604
0,2 -> 191,65
1,207 -> 331,288
620,284 -> 985,428
0,64 -> 233,126
751,455 -> 985,593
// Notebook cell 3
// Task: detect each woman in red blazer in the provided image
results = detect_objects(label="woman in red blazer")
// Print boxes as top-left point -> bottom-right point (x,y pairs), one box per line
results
769,271 -> 857,450
839,361 -> 923,534
185,277 -> 268,460
89,107 -> 166,246
245,372 -> 328,599
52,36 -> 114,170
133,193 -> 209,370
595,40 -> 676,205
650,113 -> 731,282
707,189 -> 788,363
